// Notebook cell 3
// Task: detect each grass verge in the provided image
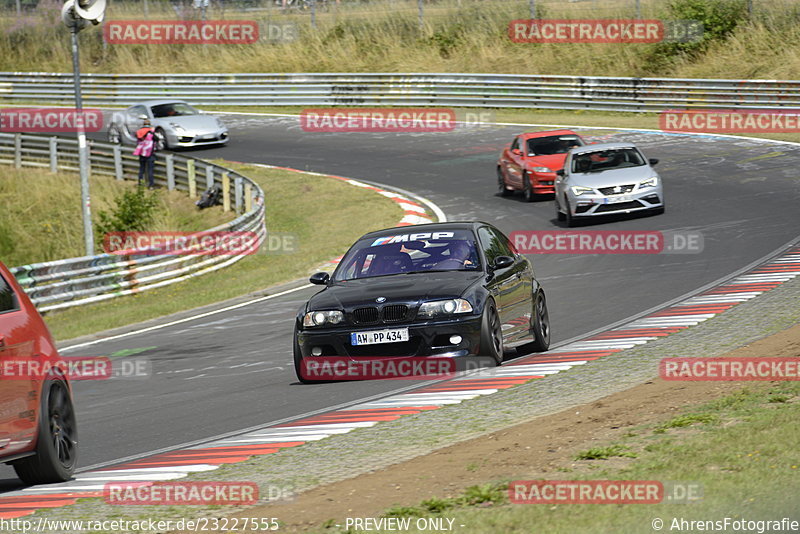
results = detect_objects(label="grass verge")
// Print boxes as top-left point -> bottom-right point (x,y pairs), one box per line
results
3,0 -> 800,79
351,383 -> 800,533
41,162 -> 403,341
0,166 -> 231,267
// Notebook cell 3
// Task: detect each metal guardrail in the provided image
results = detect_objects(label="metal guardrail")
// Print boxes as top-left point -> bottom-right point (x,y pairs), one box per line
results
2,72 -> 800,111
2,133 -> 266,313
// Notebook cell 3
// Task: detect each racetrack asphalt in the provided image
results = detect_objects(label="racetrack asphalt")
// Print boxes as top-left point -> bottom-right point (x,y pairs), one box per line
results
1,115 -> 797,490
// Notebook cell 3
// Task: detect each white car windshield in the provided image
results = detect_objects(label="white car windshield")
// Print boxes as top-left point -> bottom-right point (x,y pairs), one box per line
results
571,147 -> 646,173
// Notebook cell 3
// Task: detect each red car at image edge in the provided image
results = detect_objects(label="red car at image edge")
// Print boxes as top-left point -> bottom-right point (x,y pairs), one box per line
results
497,129 -> 587,201
0,261 -> 77,485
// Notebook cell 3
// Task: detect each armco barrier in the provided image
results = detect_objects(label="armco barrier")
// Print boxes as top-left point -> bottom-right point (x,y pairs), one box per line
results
2,132 -> 266,313
2,72 -> 800,111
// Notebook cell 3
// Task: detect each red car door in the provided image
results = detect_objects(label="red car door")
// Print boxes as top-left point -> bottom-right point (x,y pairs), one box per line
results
0,270 -> 39,454
501,136 -> 525,188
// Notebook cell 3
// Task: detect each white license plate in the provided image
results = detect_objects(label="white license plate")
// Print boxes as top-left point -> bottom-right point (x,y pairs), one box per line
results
604,195 -> 632,204
351,328 -> 409,346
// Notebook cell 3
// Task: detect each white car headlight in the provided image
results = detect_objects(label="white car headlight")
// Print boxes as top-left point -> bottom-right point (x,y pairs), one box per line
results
169,122 -> 186,133
531,166 -> 552,173
303,310 -> 344,327
640,176 -> 659,188
571,185 -> 594,196
417,298 -> 473,318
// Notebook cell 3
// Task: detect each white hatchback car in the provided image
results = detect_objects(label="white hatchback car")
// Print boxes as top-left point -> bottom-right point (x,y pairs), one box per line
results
554,142 -> 664,226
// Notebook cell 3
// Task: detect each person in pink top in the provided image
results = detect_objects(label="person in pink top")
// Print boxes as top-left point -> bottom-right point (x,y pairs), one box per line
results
134,118 -> 157,188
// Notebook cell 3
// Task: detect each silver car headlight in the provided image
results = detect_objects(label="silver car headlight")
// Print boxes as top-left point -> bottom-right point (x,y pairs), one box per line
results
531,166 -> 552,173
215,118 -> 225,129
169,122 -> 186,133
640,176 -> 659,188
303,310 -> 344,327
417,298 -> 473,318
571,185 -> 594,196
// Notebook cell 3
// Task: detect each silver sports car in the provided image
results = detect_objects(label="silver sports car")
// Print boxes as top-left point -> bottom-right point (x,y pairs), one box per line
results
554,142 -> 664,226
107,100 -> 229,150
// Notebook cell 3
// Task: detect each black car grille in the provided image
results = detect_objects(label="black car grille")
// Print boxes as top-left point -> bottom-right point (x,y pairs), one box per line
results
353,307 -> 380,325
383,305 -> 409,323
598,184 -> 635,195
348,338 -> 420,357
352,305 -> 410,324
595,200 -> 645,213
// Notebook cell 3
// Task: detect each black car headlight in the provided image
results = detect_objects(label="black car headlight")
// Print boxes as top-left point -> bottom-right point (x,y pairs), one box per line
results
416,298 -> 473,318
303,310 -> 344,327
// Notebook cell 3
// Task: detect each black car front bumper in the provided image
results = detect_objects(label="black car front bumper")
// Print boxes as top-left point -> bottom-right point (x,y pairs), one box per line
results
296,315 -> 483,360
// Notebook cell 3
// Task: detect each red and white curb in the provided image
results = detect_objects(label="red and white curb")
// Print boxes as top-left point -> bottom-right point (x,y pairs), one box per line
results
2,245 -> 797,517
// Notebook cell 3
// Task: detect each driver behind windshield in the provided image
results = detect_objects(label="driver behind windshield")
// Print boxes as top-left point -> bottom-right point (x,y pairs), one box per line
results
434,240 -> 476,269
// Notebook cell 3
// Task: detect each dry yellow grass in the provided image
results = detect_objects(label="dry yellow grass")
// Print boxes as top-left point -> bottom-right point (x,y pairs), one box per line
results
1,0 -> 798,79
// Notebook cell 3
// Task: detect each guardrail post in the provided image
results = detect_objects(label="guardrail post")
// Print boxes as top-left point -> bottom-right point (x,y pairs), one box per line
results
49,137 -> 58,173
113,144 -> 123,180
166,154 -> 175,190
222,172 -> 231,212
244,183 -> 252,213
187,159 -> 197,198
14,134 -> 21,169
205,164 -> 214,189
234,176 -> 243,214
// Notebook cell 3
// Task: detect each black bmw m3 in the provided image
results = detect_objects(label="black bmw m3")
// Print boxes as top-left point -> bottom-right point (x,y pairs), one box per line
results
293,222 -> 550,382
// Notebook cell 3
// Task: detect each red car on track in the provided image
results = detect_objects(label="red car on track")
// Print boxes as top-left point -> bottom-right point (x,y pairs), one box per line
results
0,262 -> 77,484
497,129 -> 586,201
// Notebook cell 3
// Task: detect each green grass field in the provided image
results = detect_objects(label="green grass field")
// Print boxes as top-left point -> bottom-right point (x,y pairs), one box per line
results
0,166 -> 232,267
351,383 -> 800,534
41,162 -> 403,341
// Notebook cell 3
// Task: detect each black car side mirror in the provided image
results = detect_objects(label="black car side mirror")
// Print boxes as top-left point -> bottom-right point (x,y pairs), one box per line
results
309,272 -> 330,285
493,256 -> 514,270
649,158 -> 659,166
556,169 -> 565,177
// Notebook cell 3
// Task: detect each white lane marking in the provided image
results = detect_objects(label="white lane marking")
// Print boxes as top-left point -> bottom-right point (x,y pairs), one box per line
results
84,465 -> 219,475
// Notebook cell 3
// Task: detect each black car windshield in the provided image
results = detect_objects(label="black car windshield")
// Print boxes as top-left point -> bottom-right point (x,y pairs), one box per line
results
151,102 -> 199,118
527,135 -> 584,156
571,147 -> 646,173
334,230 -> 481,281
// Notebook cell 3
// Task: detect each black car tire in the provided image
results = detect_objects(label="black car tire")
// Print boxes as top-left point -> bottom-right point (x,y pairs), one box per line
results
107,125 -> 122,145
555,195 -> 566,221
497,167 -> 511,197
529,291 -> 551,352
154,127 -> 168,151
522,173 -> 535,203
478,300 -> 504,366
12,377 -> 77,485
564,196 -> 577,227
